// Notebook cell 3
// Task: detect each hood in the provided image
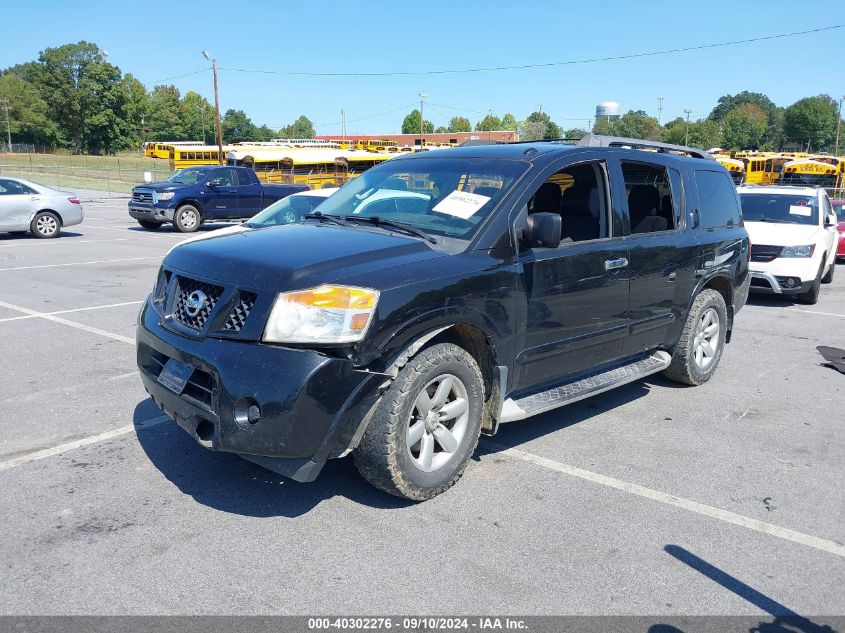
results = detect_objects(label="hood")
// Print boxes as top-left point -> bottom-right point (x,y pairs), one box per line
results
164,222 -> 446,292
744,221 -> 822,247
133,181 -> 188,192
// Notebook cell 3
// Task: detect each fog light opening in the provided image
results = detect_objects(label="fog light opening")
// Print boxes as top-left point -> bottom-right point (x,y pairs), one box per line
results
195,420 -> 214,442
234,397 -> 261,428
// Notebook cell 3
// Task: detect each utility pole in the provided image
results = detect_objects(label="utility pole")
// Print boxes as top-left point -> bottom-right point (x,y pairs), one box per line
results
418,93 -> 427,143
657,96 -> 665,126
0,99 -> 11,151
835,95 -> 843,156
203,51 -> 225,164
684,108 -> 693,146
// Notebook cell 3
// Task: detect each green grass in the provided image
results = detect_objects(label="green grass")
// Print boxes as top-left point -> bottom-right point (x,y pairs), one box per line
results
0,152 -> 174,194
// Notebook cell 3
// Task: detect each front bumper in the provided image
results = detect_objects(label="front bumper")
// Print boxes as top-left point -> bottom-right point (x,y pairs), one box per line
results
748,258 -> 820,295
136,301 -> 384,481
128,202 -> 175,222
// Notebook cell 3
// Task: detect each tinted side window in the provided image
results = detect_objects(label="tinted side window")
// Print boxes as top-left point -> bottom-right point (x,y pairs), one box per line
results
236,170 -> 253,186
621,161 -> 677,233
696,170 -> 741,229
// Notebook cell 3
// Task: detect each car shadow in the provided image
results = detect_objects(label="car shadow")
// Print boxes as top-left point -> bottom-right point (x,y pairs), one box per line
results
745,294 -> 802,308
0,230 -> 86,241
132,399 -> 413,517
126,222 -> 241,234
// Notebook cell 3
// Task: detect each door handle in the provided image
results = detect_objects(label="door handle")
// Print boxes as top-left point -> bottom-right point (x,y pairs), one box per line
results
604,257 -> 629,271
30,196 -> 39,201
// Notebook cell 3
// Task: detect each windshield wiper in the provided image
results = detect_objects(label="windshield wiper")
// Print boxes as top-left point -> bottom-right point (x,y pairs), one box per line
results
303,211 -> 347,226
344,215 -> 437,243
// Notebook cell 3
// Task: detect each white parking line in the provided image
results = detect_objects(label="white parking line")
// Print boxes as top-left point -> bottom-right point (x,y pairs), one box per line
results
785,308 -> 845,318
0,415 -> 169,472
488,443 -> 845,559
0,256 -> 160,272
0,300 -> 135,344
0,301 -> 143,324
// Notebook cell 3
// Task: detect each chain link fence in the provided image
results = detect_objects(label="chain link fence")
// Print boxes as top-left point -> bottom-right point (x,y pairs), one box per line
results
0,152 -> 174,197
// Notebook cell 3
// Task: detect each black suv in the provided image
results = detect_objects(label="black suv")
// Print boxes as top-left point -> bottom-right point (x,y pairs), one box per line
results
136,135 -> 750,500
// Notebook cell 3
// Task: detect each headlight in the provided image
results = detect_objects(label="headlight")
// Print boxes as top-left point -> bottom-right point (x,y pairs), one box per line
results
262,285 -> 379,344
157,191 -> 175,201
779,244 -> 815,258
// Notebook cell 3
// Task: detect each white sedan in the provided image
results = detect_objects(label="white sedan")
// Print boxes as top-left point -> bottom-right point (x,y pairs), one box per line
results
0,177 -> 84,238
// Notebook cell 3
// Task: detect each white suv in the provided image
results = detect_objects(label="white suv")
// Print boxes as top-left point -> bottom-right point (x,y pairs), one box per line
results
737,185 -> 838,304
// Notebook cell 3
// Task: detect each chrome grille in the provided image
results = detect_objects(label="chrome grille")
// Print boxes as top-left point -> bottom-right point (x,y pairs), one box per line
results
751,244 -> 782,263
132,189 -> 154,203
172,276 -> 223,330
223,292 -> 257,332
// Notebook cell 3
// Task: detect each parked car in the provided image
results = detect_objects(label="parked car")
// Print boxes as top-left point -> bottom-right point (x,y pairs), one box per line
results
136,135 -> 750,501
128,166 -> 308,233
832,199 -> 845,260
0,177 -> 83,238
737,185 -> 838,304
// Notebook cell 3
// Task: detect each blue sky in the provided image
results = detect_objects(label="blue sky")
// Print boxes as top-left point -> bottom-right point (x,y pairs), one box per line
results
2,0 -> 843,135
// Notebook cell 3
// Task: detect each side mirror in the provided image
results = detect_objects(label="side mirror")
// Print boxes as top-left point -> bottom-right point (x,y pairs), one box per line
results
523,212 -> 562,249
206,180 -> 218,189
824,214 -> 836,228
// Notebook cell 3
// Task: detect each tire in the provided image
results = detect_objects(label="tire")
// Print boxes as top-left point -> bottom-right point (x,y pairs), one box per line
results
353,343 -> 484,501
821,258 -> 834,284
137,219 -> 161,230
663,289 -> 728,386
797,260 -> 824,305
174,205 -> 201,233
30,211 -> 61,239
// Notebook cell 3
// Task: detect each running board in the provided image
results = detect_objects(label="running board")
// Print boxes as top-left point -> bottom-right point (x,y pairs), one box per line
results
499,351 -> 672,423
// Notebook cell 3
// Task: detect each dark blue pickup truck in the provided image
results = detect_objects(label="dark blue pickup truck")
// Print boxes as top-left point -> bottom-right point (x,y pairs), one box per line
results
129,165 -> 308,232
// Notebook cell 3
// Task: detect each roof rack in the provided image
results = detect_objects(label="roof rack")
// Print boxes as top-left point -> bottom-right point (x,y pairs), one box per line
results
576,134 -> 712,160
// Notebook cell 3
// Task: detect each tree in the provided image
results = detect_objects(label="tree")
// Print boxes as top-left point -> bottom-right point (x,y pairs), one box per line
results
500,113 -> 519,131
783,95 -> 839,152
121,73 -> 149,149
722,104 -> 768,149
662,117 -> 723,149
447,116 -> 471,133
563,128 -> 589,140
709,91 -> 783,149
34,41 -> 128,152
278,115 -> 315,139
222,109 -> 259,142
147,85 -> 185,141
434,126 -> 448,133
593,110 -> 661,141
179,91 -> 214,144
0,72 -> 59,145
256,124 -> 277,141
475,113 -> 502,132
401,109 -> 433,134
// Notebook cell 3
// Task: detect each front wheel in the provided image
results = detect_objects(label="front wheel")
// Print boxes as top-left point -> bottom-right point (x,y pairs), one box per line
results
663,289 -> 728,386
30,211 -> 61,238
798,261 -> 824,304
821,259 -> 835,284
174,205 -> 201,233
353,343 -> 484,501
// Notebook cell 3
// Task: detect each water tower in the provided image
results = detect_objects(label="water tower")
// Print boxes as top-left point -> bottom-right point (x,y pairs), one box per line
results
596,101 -> 621,123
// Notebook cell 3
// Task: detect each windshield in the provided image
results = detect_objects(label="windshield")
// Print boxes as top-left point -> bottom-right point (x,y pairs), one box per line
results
167,168 -> 209,184
312,156 -> 529,240
247,194 -> 331,227
833,202 -> 845,221
739,193 -> 819,226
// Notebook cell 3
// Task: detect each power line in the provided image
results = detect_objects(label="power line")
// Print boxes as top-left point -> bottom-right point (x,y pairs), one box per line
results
143,68 -> 208,86
215,24 -> 842,78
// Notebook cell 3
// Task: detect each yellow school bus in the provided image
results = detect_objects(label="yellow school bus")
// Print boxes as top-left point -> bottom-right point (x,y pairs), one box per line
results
169,145 -> 232,170
781,158 -> 841,187
147,141 -> 205,159
715,157 -> 745,185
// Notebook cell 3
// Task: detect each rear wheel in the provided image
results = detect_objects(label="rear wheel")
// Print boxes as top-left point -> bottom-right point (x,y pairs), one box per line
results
353,343 -> 484,501
664,289 -> 727,386
30,211 -> 61,239
798,261 -> 824,304
174,205 -> 201,233
137,219 -> 161,230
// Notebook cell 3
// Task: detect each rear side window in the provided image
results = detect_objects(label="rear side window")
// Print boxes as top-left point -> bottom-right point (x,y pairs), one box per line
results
621,161 -> 678,233
236,170 -> 254,186
696,170 -> 741,229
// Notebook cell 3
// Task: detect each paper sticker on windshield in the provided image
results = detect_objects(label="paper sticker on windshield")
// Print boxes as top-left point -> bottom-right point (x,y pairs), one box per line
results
432,190 -> 491,220
789,205 -> 812,217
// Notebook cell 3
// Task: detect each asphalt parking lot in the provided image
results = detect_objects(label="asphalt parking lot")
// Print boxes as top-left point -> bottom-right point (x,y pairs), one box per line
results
0,196 -> 843,619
